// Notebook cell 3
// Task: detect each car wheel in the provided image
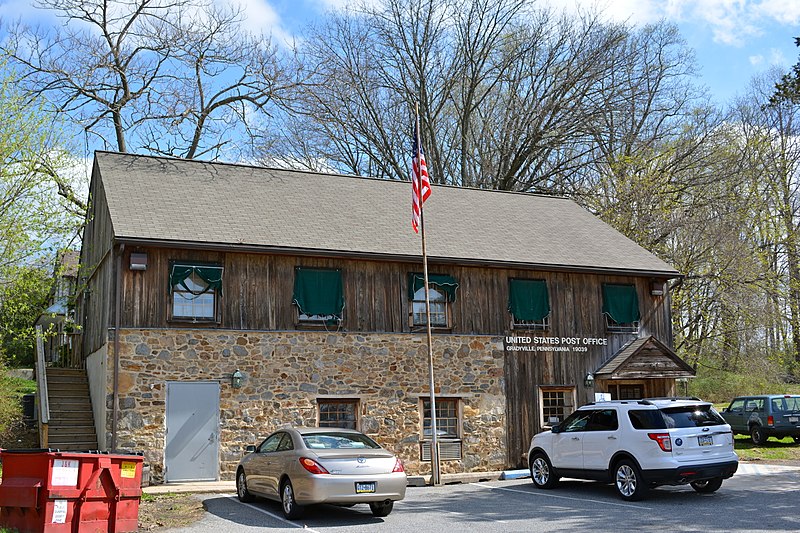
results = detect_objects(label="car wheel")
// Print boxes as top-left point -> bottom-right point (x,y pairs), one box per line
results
529,452 -> 559,489
281,479 -> 304,520
750,426 -> 767,445
793,436 -> 800,444
614,459 -> 648,501
236,468 -> 255,503
369,500 -> 394,517
691,477 -> 724,493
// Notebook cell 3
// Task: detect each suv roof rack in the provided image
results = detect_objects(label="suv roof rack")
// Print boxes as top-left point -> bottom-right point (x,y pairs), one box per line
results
646,396 -> 703,401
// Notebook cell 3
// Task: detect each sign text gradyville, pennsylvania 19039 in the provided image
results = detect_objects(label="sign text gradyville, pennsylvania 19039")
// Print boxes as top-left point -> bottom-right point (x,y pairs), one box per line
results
504,336 -> 609,352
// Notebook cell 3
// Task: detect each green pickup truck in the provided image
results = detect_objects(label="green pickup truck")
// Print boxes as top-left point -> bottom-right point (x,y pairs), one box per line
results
720,395 -> 800,445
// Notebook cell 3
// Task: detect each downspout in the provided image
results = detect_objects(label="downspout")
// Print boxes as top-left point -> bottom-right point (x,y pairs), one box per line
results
111,243 -> 124,451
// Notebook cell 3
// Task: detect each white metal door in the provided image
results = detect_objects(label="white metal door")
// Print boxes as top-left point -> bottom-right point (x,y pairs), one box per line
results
165,381 -> 220,482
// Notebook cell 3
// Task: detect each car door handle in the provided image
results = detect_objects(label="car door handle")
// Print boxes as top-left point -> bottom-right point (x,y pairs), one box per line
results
571,436 -> 580,441
607,436 -> 617,440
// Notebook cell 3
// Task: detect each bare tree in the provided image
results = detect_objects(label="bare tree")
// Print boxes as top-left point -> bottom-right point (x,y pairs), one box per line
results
3,0 -> 295,160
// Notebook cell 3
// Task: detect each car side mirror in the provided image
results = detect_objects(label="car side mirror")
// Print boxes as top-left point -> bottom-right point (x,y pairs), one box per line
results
551,424 -> 561,434
245,445 -> 256,453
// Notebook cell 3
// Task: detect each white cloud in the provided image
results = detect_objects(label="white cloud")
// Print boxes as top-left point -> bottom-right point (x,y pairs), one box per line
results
544,0 -> 798,47
750,54 -> 764,66
769,48 -> 788,66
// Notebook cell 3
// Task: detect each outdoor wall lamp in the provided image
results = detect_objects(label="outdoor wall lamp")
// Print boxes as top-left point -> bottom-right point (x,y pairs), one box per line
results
584,372 -> 595,388
231,369 -> 244,389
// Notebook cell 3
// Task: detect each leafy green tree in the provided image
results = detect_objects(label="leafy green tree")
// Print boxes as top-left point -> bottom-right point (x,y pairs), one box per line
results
0,265 -> 52,367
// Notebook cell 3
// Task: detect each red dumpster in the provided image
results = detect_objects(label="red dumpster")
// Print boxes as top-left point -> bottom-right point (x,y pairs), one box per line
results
0,449 -> 143,533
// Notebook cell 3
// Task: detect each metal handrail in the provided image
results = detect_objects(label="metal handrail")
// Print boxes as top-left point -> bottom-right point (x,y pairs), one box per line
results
34,325 -> 50,445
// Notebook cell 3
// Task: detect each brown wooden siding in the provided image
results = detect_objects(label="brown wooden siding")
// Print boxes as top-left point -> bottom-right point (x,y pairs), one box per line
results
117,247 -> 672,340
78,167 -> 116,355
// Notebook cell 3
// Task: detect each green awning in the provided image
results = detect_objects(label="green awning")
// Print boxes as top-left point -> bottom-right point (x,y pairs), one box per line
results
407,273 -> 459,302
508,279 -> 550,322
602,283 -> 640,324
293,267 -> 345,318
169,264 -> 223,296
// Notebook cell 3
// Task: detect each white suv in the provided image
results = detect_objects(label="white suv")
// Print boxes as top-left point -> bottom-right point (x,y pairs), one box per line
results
527,398 -> 738,501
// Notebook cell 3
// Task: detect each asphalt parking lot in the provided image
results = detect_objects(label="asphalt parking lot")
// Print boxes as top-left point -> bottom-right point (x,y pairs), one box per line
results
169,464 -> 800,532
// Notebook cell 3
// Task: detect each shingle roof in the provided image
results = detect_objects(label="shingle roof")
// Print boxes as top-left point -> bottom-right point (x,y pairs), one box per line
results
594,336 -> 695,378
93,151 -> 679,276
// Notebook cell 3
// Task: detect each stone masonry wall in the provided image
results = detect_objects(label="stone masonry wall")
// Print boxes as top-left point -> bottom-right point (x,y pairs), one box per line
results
108,329 -> 507,482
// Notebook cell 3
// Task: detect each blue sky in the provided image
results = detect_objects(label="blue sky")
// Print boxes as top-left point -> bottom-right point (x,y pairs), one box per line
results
1,0 -> 798,106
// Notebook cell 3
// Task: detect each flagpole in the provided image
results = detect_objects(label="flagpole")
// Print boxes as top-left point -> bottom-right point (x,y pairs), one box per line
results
416,102 -> 441,486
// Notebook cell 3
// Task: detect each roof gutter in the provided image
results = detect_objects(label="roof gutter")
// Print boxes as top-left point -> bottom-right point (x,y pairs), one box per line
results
115,237 -> 682,279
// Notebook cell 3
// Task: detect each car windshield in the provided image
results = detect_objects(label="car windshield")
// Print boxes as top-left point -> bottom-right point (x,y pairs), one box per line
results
661,405 -> 726,428
302,432 -> 381,450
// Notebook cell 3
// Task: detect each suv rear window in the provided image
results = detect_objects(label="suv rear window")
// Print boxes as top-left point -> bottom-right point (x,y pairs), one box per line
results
628,405 -> 726,429
661,405 -> 726,428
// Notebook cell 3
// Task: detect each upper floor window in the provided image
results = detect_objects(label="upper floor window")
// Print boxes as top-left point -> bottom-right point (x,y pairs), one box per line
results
292,267 -> 344,326
602,283 -> 640,333
508,278 -> 550,330
408,273 -> 458,329
169,264 -> 223,321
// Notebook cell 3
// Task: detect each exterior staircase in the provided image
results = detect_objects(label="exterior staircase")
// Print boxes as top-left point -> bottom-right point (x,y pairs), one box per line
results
45,368 -> 98,450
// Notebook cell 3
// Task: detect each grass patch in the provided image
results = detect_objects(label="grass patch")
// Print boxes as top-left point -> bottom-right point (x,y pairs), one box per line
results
689,369 -> 800,404
734,435 -> 800,462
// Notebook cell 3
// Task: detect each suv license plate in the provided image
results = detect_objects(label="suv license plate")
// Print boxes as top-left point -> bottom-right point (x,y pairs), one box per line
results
356,482 -> 376,494
698,435 -> 713,446
790,416 -> 799,423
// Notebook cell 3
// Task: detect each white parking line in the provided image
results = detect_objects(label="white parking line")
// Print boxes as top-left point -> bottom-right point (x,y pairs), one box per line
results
469,483 -> 653,510
736,463 -> 800,476
226,495 -> 323,533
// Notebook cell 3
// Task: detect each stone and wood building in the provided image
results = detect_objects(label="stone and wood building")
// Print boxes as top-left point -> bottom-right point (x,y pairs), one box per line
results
69,151 -> 694,483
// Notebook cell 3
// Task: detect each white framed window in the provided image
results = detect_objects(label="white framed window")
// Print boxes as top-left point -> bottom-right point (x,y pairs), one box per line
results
170,265 -> 222,321
411,286 -> 450,328
539,386 -> 576,428
420,397 -> 462,461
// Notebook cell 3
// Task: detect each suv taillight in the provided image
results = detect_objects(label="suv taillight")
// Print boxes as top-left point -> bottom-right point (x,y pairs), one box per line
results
648,432 -> 672,452
768,415 -> 774,426
392,458 -> 405,473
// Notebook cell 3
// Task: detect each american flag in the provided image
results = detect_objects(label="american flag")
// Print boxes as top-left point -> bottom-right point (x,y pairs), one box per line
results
411,116 -> 431,233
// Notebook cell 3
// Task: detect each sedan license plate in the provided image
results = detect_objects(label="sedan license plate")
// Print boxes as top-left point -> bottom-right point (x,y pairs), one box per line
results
355,482 -> 376,494
790,416 -> 799,424
698,435 -> 713,446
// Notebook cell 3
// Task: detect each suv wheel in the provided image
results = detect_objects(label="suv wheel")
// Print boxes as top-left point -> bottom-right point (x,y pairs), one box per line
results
529,452 -> 559,489
691,477 -> 723,493
750,426 -> 767,445
614,459 -> 648,501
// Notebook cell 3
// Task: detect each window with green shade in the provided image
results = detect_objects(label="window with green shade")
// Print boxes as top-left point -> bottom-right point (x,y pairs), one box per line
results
508,279 -> 550,329
292,267 -> 345,325
169,263 -> 223,321
602,283 -> 640,332
408,273 -> 458,328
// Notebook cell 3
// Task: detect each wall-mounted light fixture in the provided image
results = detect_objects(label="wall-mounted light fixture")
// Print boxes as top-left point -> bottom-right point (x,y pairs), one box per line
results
130,252 -> 148,271
584,372 -> 595,388
651,280 -> 664,296
231,369 -> 244,389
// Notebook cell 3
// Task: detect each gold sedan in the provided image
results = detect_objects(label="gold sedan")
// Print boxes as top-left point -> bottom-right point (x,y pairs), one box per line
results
236,426 -> 407,519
